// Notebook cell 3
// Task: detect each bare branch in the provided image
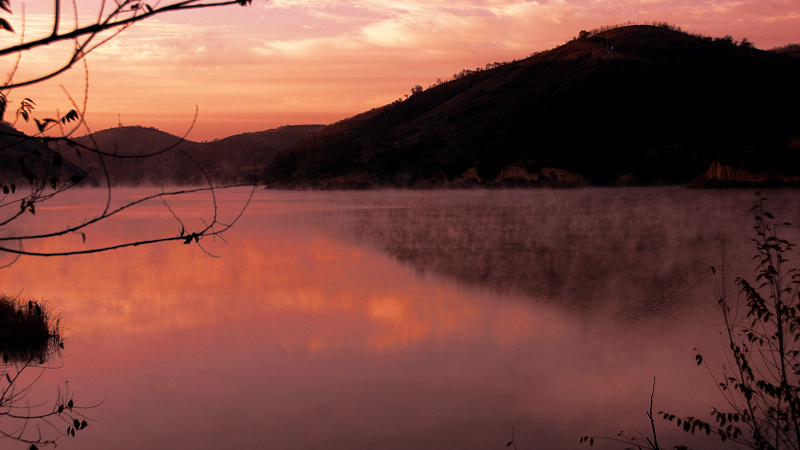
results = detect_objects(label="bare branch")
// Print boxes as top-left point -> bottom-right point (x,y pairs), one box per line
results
1,1 -> 252,90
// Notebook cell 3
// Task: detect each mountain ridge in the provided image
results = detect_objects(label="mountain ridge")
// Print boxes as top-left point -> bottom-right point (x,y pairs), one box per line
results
263,24 -> 800,188
68,124 -> 325,185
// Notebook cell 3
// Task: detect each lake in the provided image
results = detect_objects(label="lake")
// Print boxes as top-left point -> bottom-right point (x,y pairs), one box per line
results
2,187 -> 799,449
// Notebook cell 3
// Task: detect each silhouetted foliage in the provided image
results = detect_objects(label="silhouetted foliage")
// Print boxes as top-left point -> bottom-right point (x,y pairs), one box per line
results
0,295 -> 94,448
0,295 -> 61,365
660,195 -> 800,450
580,379 -> 668,450
1,1 -> 257,447
583,194 -> 800,450
0,1 -> 257,260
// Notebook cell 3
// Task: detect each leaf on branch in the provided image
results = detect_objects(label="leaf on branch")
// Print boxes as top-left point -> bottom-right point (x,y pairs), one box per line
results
0,0 -> 11,13
18,156 -> 35,183
16,98 -> 35,122
34,118 -> 57,132
0,17 -> 13,33
61,109 -> 79,123
53,151 -> 63,167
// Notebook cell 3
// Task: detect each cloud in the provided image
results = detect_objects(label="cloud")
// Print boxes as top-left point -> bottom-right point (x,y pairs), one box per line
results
4,0 -> 800,140
252,34 -> 363,57
361,20 -> 419,47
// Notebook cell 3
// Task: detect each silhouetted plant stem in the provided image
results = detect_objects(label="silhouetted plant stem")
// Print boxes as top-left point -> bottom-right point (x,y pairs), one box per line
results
660,193 -> 800,450
580,378 -> 662,449
647,378 -> 660,450
584,194 -> 800,450
507,425 -> 518,450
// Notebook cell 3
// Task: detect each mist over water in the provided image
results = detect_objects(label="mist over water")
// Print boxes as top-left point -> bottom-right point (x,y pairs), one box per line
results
2,187 -> 799,449
298,188 -> 787,312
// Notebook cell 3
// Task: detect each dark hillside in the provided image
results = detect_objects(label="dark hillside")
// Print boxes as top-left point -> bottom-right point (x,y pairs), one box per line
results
0,123 -> 85,187
71,124 -> 324,185
265,25 -> 800,188
71,126 -> 202,185
195,125 -> 324,184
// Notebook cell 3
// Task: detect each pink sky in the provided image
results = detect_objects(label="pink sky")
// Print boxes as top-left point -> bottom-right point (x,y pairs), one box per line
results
1,0 -> 799,141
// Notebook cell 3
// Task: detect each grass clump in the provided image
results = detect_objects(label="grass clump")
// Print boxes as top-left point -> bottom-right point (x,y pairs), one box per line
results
0,294 -> 62,364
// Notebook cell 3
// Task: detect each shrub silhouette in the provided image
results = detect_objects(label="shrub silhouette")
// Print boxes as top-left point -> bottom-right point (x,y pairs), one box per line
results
583,193 -> 800,450
661,194 -> 800,449
0,295 -> 62,364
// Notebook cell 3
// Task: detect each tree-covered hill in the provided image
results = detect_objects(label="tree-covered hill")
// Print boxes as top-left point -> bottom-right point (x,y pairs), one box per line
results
70,124 -> 324,185
0,123 -> 86,188
264,24 -> 800,188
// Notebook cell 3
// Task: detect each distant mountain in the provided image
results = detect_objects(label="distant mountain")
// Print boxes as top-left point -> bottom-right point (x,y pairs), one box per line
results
68,124 -> 324,185
263,25 -> 800,188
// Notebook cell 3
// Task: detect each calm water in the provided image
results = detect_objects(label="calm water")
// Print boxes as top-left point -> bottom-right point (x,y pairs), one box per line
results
2,187 -> 800,449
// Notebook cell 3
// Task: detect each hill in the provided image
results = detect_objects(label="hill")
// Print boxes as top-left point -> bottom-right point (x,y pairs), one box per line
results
263,24 -> 800,188
0,123 -> 86,189
69,124 -> 324,185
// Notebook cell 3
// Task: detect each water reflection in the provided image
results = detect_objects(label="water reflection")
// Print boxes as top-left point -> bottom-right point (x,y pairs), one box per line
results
289,188 -> 795,313
0,188 -> 798,449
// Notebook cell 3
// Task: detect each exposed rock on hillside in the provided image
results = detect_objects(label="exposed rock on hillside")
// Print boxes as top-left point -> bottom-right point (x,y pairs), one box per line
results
688,161 -> 800,188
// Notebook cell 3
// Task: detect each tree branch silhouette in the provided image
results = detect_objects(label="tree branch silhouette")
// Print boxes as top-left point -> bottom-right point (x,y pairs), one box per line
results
0,0 -> 253,89
0,0 -> 258,447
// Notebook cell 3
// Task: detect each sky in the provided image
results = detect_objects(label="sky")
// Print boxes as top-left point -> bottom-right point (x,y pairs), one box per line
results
1,0 -> 799,141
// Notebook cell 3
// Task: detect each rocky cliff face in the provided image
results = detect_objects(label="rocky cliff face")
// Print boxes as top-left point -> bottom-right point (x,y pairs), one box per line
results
450,165 -> 586,187
267,164 -> 588,189
688,161 -> 800,188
